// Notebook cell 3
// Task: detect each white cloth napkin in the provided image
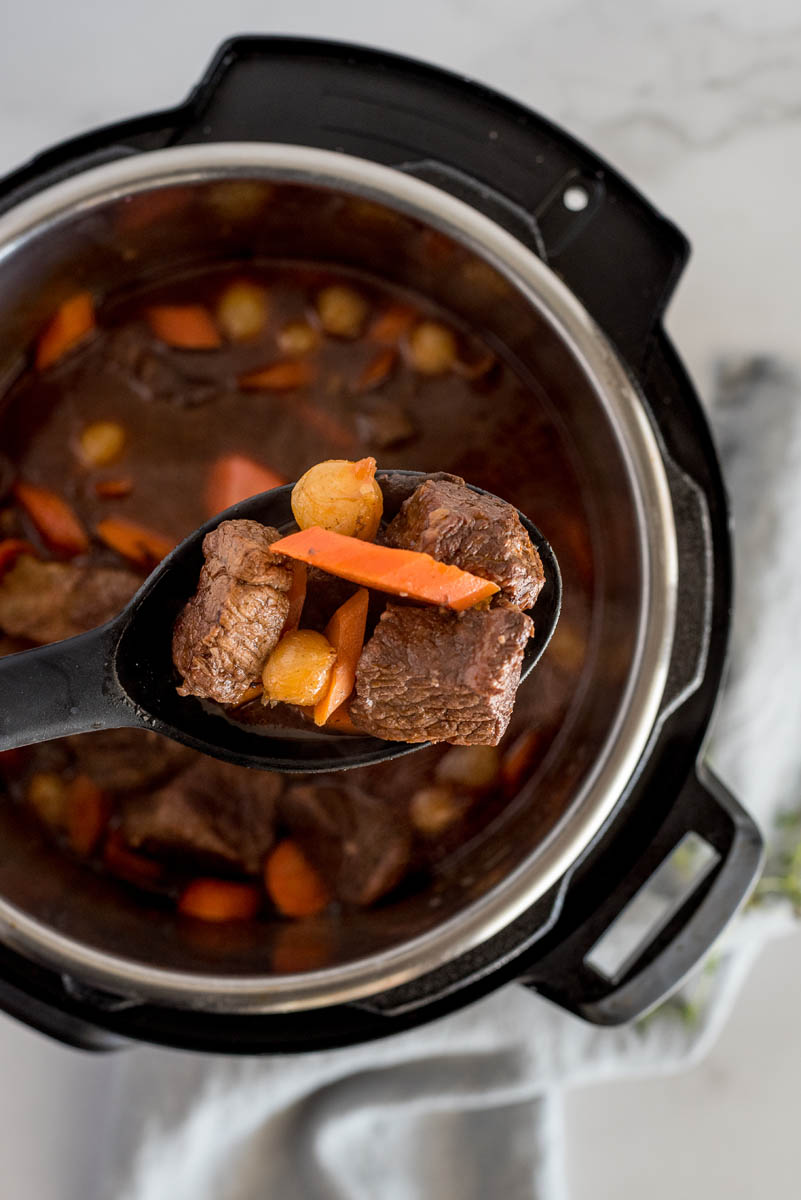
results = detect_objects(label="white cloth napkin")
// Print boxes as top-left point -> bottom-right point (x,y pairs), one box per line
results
101,358 -> 801,1200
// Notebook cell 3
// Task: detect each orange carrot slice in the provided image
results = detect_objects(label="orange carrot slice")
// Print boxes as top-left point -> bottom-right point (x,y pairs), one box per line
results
13,481 -> 89,557
368,304 -> 416,344
500,729 -> 542,795
270,527 -> 499,611
454,349 -> 496,381
354,348 -> 396,392
282,562 -> 308,634
96,517 -> 175,569
146,304 -> 221,349
230,683 -> 265,708
205,454 -> 287,517
35,292 -> 95,371
103,830 -> 165,888
265,840 -> 332,917
238,360 -> 315,391
66,774 -> 111,856
323,703 -> 362,735
0,538 -> 37,579
94,478 -> 134,499
313,587 -> 369,726
178,879 -> 262,922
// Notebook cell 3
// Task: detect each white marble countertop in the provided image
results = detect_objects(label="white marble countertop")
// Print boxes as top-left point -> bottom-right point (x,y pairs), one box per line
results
1,4 -> 800,1198
2,0 -> 800,393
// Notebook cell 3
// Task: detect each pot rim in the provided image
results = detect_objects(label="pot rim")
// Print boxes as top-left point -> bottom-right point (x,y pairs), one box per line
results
0,143 -> 677,1011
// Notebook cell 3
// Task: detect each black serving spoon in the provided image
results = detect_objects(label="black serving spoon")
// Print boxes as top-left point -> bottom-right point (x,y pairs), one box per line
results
0,472 -> 561,774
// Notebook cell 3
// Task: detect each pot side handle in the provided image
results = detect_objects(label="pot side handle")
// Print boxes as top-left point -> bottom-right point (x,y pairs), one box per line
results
521,766 -> 763,1025
657,455 -> 716,722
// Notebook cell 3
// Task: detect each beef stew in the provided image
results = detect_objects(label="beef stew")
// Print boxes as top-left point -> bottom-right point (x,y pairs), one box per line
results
170,462 -> 544,744
0,260 -> 593,960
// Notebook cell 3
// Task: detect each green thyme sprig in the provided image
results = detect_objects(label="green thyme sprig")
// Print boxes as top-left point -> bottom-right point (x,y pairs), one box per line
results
637,806 -> 801,1031
749,807 -> 801,913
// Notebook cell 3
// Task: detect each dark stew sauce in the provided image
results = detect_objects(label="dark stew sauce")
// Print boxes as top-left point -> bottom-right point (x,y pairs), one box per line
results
0,263 -> 593,938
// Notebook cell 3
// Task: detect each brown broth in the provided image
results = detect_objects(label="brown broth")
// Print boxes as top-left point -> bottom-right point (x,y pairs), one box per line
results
0,261 -> 594,907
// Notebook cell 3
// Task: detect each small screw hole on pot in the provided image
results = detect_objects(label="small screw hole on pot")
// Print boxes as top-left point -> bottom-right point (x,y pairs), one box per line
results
563,185 -> 590,213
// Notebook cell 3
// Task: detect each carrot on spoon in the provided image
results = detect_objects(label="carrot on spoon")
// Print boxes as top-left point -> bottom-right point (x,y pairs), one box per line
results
270,527 -> 499,611
35,291 -> 95,371
230,683 -> 264,708
282,563 -> 308,634
323,703 -> 362,735
13,481 -> 89,557
313,587 -> 369,726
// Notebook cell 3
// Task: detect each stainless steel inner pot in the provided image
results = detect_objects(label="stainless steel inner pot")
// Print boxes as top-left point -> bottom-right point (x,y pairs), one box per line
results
0,145 -> 676,1012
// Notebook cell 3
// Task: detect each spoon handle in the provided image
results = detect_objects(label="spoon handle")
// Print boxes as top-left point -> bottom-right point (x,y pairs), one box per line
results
0,621 -> 139,752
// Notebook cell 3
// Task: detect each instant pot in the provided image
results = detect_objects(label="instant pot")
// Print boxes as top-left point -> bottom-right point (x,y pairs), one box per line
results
0,37 -> 763,1051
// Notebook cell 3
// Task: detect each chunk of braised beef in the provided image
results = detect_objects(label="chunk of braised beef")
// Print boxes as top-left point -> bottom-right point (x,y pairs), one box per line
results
300,565 -> 360,632
228,699 -> 315,733
0,556 -> 140,644
121,758 -> 281,875
350,603 -> 533,746
279,783 -> 411,906
173,519 -> 293,705
105,327 -> 219,408
377,471 -> 465,520
385,477 -> 544,609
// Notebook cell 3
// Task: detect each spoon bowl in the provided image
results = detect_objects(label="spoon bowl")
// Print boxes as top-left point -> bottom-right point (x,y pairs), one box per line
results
0,471 -> 561,773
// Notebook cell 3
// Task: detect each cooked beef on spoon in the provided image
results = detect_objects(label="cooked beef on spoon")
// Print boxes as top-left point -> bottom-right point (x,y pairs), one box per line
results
172,458 -> 545,747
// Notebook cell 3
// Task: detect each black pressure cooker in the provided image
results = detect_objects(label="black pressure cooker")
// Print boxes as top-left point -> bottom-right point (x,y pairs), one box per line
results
0,38 -> 762,1052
